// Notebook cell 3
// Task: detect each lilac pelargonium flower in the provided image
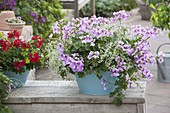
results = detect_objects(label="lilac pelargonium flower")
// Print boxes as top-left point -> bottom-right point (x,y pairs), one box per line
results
101,79 -> 107,90
87,51 -> 100,60
87,51 -> 94,60
157,51 -> 165,63
141,68 -> 153,79
59,52 -> 84,72
111,68 -> 119,77
132,25 -> 161,39
57,43 -> 64,53
112,10 -> 130,21
69,60 -> 84,72
82,35 -> 94,43
53,21 -> 60,34
125,75 -> 133,88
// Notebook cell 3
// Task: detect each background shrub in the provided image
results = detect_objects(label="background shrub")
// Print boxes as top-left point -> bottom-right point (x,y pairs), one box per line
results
80,0 -> 137,17
14,0 -> 65,65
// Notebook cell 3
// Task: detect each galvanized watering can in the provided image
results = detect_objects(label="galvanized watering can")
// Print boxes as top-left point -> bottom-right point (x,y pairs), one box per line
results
157,43 -> 170,82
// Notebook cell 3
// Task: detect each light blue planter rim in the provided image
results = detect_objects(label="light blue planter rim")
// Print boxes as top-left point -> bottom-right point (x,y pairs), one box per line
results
74,71 -> 118,95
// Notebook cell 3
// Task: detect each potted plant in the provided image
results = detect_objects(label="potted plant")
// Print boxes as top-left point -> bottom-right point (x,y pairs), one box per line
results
0,30 -> 43,88
48,10 -> 163,105
0,0 -> 16,30
137,0 -> 158,20
6,17 -> 26,35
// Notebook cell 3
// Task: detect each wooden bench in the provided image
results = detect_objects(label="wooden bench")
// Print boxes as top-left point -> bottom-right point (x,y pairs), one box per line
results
3,80 -> 146,113
60,0 -> 95,18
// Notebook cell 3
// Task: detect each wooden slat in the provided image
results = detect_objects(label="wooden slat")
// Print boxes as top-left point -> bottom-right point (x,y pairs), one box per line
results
90,0 -> 95,15
4,80 -> 146,104
137,103 -> 146,113
60,0 -> 93,17
6,104 -> 137,113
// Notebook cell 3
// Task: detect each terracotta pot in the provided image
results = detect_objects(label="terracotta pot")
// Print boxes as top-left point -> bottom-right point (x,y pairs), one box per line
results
0,11 -> 15,31
7,22 -> 25,35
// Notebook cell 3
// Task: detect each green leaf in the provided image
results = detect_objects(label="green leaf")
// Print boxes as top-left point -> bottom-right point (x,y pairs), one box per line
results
26,58 -> 30,63
77,72 -> 84,78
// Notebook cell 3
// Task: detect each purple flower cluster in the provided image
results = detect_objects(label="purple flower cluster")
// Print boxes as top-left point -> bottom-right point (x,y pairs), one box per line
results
111,56 -> 126,77
52,10 -> 163,91
87,51 -> 99,60
0,0 -> 16,10
30,11 -> 46,23
53,21 -> 60,34
141,68 -> 153,79
53,16 -> 113,42
125,75 -> 132,88
132,25 -> 160,39
115,26 -> 161,79
58,43 -> 84,72
111,10 -> 130,22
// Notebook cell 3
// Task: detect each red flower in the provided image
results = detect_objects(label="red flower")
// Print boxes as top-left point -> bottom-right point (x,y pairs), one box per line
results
31,36 -> 42,48
29,52 -> 40,63
13,60 -> 26,70
0,40 -> 12,51
22,41 -> 27,49
13,39 -> 22,48
7,30 -> 20,39
0,39 -> 3,45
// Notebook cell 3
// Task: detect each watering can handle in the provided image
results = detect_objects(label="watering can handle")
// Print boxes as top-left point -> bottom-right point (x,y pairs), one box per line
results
156,43 -> 170,54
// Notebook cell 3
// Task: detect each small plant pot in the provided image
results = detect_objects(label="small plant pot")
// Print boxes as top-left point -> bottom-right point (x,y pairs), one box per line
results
7,22 -> 25,35
0,11 -> 15,30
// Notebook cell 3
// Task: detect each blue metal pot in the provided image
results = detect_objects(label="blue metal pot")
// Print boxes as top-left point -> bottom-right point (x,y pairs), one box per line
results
3,70 -> 30,88
74,71 -> 117,95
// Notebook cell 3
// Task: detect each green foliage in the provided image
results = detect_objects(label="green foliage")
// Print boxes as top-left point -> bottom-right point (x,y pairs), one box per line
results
80,0 -> 137,17
0,106 -> 13,113
150,0 -> 170,38
0,71 -> 11,100
120,0 -> 138,11
14,0 -> 65,65
142,0 -> 159,5
0,67 -> 13,113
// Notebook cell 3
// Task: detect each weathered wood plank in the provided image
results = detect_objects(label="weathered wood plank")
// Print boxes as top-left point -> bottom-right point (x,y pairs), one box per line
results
3,81 -> 146,104
90,0 -> 95,15
60,0 -> 94,17
137,103 -> 146,113
6,104 -> 137,113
